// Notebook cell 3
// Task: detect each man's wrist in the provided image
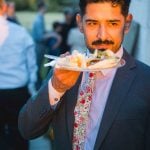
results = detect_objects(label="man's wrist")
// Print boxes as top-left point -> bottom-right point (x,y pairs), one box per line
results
48,79 -> 65,105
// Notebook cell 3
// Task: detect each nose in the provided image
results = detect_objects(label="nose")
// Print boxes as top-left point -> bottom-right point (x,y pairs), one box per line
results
96,24 -> 108,40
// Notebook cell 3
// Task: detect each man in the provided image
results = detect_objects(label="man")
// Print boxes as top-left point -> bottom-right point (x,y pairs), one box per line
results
18,0 -> 150,150
32,1 -> 49,89
6,1 -> 20,25
0,0 -> 37,149
32,1 -> 47,43
59,8 -> 74,54
67,11 -> 86,54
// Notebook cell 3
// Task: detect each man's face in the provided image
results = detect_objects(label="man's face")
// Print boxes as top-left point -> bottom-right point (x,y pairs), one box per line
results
77,2 -> 132,53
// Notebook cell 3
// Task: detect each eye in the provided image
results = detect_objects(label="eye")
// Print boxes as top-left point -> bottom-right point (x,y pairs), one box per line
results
111,22 -> 118,26
108,21 -> 119,27
86,21 -> 98,27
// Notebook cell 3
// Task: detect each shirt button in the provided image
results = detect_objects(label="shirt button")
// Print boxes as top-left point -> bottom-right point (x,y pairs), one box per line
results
54,98 -> 59,101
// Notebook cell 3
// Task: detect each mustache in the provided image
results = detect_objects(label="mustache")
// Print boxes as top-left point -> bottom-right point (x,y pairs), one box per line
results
92,39 -> 114,45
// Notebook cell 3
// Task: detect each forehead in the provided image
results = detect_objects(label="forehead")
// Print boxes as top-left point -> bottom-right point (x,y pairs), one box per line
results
84,2 -> 123,20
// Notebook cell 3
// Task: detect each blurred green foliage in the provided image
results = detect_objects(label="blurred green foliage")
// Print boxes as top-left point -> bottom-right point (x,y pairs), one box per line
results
13,0 -> 78,11
14,0 -> 29,10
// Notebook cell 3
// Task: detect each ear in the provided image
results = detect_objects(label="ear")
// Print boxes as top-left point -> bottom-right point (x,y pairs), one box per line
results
76,13 -> 84,33
124,14 -> 133,34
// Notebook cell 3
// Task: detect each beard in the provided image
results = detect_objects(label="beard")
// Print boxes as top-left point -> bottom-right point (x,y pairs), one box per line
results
85,39 -> 115,53
85,39 -> 123,54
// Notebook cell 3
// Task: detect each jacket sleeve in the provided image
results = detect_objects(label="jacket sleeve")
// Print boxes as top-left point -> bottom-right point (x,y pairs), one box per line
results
18,82 -> 55,139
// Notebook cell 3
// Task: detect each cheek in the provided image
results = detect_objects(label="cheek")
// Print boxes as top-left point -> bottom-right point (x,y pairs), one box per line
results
111,29 -> 124,42
84,28 -> 97,41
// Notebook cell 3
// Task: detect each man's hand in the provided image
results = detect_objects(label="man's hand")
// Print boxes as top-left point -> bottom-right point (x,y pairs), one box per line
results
51,68 -> 81,93
51,51 -> 81,92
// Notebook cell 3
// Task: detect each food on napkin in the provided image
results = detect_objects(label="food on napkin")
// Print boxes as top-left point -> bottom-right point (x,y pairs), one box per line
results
56,50 -> 87,68
87,57 -> 120,69
87,49 -> 120,69
56,50 -> 120,69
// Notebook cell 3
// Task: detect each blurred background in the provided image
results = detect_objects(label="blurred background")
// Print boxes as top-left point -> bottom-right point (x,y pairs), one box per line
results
15,0 -> 78,31
15,0 -> 150,65
0,0 -> 149,150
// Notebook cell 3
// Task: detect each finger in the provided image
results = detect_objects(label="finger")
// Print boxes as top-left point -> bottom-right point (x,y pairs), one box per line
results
60,51 -> 70,58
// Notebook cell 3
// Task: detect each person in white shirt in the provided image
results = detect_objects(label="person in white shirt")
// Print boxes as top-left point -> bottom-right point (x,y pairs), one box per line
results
67,26 -> 87,53
0,0 -> 37,149
67,11 -> 87,54
18,0 -> 150,150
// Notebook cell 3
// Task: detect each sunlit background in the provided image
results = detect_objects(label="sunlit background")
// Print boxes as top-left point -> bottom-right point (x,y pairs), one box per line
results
1,0 -> 150,150
15,0 -> 150,66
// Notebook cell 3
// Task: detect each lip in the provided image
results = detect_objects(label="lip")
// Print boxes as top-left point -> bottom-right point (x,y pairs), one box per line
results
94,44 -> 110,50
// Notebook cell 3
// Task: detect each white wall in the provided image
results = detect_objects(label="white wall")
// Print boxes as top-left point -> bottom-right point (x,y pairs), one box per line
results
129,0 -> 150,65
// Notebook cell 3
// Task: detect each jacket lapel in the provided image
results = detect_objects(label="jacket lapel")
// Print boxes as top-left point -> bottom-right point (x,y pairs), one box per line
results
94,51 -> 137,150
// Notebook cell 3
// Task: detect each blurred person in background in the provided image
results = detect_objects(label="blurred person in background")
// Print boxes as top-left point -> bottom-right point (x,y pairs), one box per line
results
6,1 -> 20,25
67,12 -> 86,53
40,21 -> 63,84
59,8 -> 74,54
0,0 -> 37,149
46,21 -> 63,56
32,0 -> 49,90
32,0 -> 48,44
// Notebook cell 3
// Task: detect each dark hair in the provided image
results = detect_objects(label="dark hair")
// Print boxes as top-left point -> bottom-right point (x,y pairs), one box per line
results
37,1 -> 46,10
63,8 -> 74,15
79,0 -> 131,17
52,21 -> 62,30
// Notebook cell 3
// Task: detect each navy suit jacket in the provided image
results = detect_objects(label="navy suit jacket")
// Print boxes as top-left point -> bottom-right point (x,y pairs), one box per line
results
19,50 -> 150,150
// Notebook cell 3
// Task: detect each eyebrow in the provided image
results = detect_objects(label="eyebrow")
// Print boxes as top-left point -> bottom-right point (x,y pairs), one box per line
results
85,19 -> 98,22
85,19 -> 120,23
108,19 -> 121,22
85,19 -> 121,22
